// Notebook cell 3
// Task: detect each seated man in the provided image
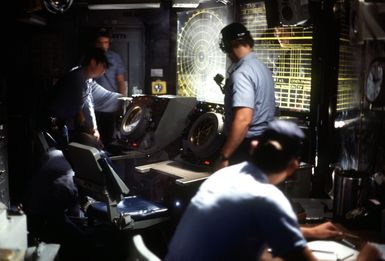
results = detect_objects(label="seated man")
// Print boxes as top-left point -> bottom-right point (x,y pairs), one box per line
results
165,120 -> 379,261
23,135 -> 91,260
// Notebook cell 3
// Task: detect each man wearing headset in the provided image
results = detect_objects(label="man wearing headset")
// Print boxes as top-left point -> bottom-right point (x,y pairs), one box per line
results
216,22 -> 276,170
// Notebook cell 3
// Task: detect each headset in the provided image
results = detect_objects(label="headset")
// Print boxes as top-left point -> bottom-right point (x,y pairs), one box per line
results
219,28 -> 253,53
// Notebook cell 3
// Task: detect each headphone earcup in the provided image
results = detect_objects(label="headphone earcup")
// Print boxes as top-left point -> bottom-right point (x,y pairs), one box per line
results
219,40 -> 231,53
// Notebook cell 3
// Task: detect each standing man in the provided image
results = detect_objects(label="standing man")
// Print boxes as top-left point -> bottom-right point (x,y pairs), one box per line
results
95,29 -> 126,95
94,28 -> 126,145
48,47 -> 121,148
216,22 -> 276,170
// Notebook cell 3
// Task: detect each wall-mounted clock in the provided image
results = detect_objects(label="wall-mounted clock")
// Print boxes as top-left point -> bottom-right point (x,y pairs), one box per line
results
365,57 -> 385,106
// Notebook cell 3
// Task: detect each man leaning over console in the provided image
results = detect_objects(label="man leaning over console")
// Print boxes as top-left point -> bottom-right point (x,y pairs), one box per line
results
165,120 -> 379,261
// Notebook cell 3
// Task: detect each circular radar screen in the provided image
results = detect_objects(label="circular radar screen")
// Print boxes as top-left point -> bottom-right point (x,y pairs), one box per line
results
177,8 -> 229,103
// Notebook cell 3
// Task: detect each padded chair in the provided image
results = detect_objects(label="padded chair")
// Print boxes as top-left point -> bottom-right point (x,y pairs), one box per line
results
37,131 -> 60,153
67,142 -> 168,230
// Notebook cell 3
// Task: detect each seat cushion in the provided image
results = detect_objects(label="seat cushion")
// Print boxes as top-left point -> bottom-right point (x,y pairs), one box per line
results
87,196 -> 168,221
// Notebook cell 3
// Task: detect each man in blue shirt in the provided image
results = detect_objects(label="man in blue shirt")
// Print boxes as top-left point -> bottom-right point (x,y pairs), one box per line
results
216,23 -> 276,170
94,29 -> 126,145
166,120 -> 381,261
48,47 -> 121,148
95,29 -> 126,95
166,120 -> 313,260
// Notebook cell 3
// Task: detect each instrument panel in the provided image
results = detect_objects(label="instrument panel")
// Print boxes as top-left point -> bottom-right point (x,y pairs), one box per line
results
180,101 -> 225,169
117,95 -> 196,154
176,7 -> 230,104
240,1 -> 313,113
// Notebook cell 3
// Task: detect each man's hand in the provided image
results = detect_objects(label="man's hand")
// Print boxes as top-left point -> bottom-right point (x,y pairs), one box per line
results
93,129 -> 100,141
93,129 -> 105,149
356,243 -> 381,261
214,158 -> 229,171
301,222 -> 343,240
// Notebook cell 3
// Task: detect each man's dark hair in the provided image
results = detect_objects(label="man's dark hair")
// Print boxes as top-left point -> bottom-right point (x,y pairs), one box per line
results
252,120 -> 305,174
81,47 -> 109,68
96,27 -> 110,39
220,22 -> 254,53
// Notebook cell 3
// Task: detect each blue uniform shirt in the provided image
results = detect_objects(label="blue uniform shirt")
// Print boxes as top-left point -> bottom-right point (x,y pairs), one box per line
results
165,162 -> 307,261
224,52 -> 276,138
49,67 -> 121,130
95,50 -> 125,93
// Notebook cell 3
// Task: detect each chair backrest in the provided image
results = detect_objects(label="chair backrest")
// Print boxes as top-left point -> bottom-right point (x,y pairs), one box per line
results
67,142 -> 168,230
67,142 -> 130,220
37,131 -> 59,153
127,234 -> 161,261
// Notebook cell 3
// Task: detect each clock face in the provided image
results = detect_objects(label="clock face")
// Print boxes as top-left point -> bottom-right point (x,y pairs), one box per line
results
366,58 -> 385,104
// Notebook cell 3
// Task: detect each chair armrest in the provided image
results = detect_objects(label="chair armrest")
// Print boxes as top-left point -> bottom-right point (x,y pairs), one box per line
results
97,157 -> 130,196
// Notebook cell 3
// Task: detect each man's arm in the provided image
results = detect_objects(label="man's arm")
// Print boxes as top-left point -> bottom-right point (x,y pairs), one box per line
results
356,243 -> 381,261
115,53 -> 126,96
82,92 -> 99,141
90,81 -> 122,112
216,107 -> 253,169
301,222 -> 343,240
116,74 -> 126,96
